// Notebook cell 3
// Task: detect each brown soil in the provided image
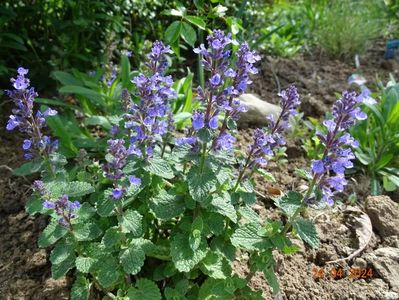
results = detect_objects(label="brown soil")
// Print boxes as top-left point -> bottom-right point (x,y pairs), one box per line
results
250,40 -> 399,118
1,39 -> 398,299
0,111 -> 70,300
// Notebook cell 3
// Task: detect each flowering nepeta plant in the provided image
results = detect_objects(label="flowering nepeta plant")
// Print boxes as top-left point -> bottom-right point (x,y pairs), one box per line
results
309,91 -> 367,205
6,67 -> 58,160
7,30 -> 369,299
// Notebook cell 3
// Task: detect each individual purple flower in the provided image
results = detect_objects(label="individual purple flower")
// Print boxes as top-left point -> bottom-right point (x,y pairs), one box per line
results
192,111 -> 205,130
112,188 -> 124,200
175,136 -> 197,146
308,91 -> 367,205
209,115 -> 219,129
6,68 -> 58,160
42,194 -> 80,227
128,176 -> 141,185
216,133 -> 235,151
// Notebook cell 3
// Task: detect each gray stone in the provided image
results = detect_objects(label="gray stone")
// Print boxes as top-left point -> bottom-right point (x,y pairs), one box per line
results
364,247 -> 399,292
365,195 -> 399,238
238,93 -> 281,128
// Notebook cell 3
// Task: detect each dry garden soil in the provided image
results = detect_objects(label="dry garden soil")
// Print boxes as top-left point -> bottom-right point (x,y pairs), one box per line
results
0,41 -> 398,299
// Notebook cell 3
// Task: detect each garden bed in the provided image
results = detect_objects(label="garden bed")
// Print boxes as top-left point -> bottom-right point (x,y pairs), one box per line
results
1,39 -> 398,299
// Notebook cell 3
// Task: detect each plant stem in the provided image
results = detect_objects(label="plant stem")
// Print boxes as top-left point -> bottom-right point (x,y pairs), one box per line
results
199,143 -> 207,173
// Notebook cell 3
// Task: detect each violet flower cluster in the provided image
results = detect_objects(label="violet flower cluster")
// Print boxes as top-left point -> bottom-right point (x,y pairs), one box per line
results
6,67 -> 58,160
245,85 -> 300,169
33,180 -> 80,227
176,30 -> 261,151
43,194 -> 81,227
123,41 -> 176,158
103,139 -> 141,200
310,91 -> 367,205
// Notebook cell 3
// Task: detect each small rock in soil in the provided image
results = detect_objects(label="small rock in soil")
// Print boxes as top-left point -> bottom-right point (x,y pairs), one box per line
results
238,93 -> 281,128
364,247 -> 399,292
365,195 -> 399,238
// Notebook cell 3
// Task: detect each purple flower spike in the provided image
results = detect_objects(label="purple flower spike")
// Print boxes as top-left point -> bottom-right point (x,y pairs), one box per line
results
125,41 -> 176,159
6,68 -> 58,160
308,90 -> 366,205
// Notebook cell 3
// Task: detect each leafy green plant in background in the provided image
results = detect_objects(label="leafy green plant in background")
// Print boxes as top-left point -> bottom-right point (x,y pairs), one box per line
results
350,83 -> 399,195
314,0 -> 384,58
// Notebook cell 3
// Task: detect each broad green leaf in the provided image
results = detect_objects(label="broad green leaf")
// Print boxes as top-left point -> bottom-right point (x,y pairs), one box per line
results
97,193 -> 117,217
144,157 -> 174,179
71,275 -> 91,300
292,217 -> 319,248
205,213 -> 225,236
187,166 -> 217,203
181,22 -> 197,47
13,159 -> 43,176
274,192 -> 303,218
44,181 -> 94,198
231,223 -> 271,251
165,21 -> 183,44
75,256 -> 97,273
189,216 -> 203,251
149,189 -> 185,220
185,15 -> 206,30
76,202 -> 96,220
294,168 -> 313,181
264,266 -> 280,295
121,209 -> 143,236
102,227 -> 123,248
121,54 -> 131,88
38,220 -> 68,248
120,246 -> 145,275
73,222 -> 102,241
127,278 -> 161,300
211,196 -> 237,223
59,85 -> 102,98
198,278 -> 230,300
255,168 -> 276,182
53,71 -> 83,86
238,205 -> 261,223
50,240 -> 76,279
200,252 -> 231,279
26,197 -> 44,215
96,257 -> 123,288
170,233 -> 207,272
84,116 -> 111,130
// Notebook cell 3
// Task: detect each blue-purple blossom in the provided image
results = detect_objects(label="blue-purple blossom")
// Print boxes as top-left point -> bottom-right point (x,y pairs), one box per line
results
112,188 -> 124,200
128,175 -> 141,185
192,111 -> 205,130
177,30 -> 260,153
43,194 -> 80,226
124,41 -> 176,158
309,91 -> 367,205
6,67 -> 58,160
216,133 -> 236,151
243,85 -> 301,170
103,139 -> 129,181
